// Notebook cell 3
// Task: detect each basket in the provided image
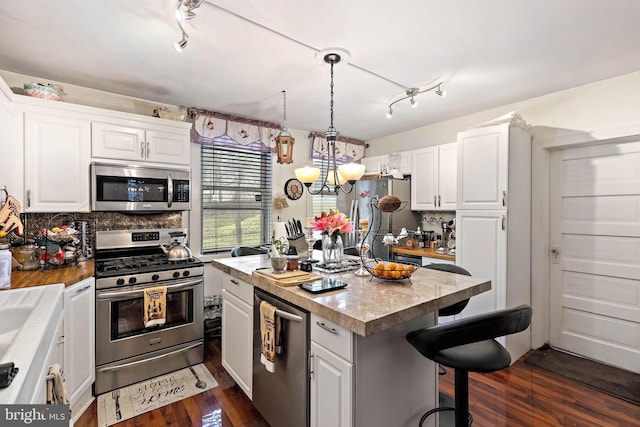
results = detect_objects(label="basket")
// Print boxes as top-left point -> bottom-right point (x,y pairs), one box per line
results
24,83 -> 63,101
364,259 -> 419,281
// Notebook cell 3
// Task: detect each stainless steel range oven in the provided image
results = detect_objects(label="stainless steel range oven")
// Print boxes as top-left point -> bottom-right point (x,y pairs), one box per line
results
94,228 -> 204,395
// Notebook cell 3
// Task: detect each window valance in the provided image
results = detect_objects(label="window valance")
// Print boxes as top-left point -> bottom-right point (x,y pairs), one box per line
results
190,109 -> 280,153
310,133 -> 365,162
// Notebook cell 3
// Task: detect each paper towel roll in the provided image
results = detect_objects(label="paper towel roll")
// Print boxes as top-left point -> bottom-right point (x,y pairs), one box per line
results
274,222 -> 288,240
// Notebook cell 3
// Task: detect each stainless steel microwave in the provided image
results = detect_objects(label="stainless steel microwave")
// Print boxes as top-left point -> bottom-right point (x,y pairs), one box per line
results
91,163 -> 191,212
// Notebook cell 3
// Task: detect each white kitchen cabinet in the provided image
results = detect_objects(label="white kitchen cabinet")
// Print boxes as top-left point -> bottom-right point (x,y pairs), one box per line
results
411,142 -> 457,211
92,120 -> 190,166
455,123 -> 531,361
63,277 -> 95,412
221,274 -> 253,399
310,340 -> 353,427
0,82 -> 22,198
24,110 -> 91,212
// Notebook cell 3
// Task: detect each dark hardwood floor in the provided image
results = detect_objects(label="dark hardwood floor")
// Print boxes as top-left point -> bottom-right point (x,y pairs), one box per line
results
77,338 -> 640,426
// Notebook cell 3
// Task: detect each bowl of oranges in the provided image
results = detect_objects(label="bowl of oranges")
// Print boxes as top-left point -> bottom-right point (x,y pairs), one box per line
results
365,260 -> 419,281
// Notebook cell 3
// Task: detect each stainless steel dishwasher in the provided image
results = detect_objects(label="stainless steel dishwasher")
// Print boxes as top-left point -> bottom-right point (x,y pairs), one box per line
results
253,288 -> 310,427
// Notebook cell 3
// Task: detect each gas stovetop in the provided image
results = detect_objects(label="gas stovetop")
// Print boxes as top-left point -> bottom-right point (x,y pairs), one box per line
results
94,228 -> 204,289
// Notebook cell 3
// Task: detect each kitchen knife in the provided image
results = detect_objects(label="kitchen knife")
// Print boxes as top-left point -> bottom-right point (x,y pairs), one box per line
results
296,219 -> 303,236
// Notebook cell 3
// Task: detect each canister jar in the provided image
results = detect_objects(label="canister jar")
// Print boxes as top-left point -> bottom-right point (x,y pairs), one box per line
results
0,243 -> 11,288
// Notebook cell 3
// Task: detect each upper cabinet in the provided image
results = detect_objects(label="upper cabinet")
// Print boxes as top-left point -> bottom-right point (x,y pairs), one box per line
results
92,120 -> 190,166
456,124 -> 526,210
361,155 -> 386,175
411,142 -> 457,211
24,110 -> 91,212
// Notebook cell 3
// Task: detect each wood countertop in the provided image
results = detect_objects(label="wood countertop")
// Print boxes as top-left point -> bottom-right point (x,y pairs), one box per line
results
212,255 -> 489,337
6,259 -> 94,289
392,246 -> 455,261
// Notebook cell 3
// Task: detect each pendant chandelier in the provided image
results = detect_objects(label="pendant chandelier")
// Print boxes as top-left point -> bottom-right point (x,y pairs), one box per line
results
295,52 -> 365,194
275,90 -> 295,164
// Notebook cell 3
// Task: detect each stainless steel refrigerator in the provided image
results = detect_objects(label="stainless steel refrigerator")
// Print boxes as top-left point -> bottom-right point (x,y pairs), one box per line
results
337,177 -> 420,260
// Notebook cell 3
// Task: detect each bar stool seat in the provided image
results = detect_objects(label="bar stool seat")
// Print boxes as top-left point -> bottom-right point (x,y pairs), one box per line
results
406,305 -> 532,427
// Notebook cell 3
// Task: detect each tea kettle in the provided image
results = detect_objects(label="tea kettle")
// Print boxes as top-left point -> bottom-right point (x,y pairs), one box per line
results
159,231 -> 193,261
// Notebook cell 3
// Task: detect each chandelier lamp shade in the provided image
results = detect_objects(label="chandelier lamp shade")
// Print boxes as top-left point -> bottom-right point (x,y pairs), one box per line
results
174,0 -> 204,52
275,90 -> 295,164
295,51 -> 366,194
386,82 -> 446,118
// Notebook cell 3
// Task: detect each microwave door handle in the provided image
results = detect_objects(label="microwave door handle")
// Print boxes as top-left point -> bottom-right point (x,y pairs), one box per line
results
167,174 -> 173,208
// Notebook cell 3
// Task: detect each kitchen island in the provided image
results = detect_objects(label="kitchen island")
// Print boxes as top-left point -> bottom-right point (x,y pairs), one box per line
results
212,255 -> 490,427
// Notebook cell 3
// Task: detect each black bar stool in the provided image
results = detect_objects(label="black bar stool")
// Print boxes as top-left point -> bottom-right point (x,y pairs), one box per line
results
230,246 -> 265,257
406,305 -> 532,427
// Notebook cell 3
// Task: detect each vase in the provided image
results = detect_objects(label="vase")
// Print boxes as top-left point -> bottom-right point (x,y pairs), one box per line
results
322,233 -> 344,268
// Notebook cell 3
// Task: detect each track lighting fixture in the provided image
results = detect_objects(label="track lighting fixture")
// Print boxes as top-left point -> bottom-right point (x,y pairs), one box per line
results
385,82 -> 446,117
173,0 -> 204,51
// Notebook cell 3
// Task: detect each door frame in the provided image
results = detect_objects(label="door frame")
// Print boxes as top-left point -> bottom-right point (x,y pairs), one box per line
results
531,123 -> 640,349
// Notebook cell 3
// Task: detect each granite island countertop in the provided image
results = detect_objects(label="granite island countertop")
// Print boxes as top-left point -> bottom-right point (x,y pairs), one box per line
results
212,255 -> 490,337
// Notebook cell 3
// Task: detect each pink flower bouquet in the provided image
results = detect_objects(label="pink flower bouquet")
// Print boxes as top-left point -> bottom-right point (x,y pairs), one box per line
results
312,210 -> 353,237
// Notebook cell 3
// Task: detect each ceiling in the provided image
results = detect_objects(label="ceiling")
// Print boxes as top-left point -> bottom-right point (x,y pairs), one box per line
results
1,0 -> 640,141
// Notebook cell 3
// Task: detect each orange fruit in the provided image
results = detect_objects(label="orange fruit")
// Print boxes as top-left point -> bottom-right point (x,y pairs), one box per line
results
387,263 -> 396,271
392,271 -> 401,279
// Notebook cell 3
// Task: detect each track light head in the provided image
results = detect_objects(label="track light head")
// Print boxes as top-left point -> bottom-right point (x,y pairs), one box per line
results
174,34 -> 188,52
435,84 -> 447,97
410,96 -> 418,107
386,107 -> 393,118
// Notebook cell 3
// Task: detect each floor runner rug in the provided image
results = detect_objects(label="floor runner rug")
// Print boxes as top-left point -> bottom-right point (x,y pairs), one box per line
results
524,344 -> 640,405
97,364 -> 218,426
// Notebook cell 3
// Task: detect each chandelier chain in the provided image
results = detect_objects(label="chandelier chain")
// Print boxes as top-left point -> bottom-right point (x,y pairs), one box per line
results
329,61 -> 335,132
282,90 -> 287,127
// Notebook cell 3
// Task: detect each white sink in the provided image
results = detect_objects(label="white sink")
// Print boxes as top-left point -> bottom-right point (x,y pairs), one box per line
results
0,284 -> 65,404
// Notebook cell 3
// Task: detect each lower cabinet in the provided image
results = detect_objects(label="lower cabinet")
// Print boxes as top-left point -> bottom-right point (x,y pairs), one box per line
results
221,274 -> 253,398
63,277 -> 95,415
310,341 -> 353,427
310,314 -> 354,427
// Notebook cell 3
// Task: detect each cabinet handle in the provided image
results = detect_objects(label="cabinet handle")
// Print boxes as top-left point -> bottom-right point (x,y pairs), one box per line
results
230,279 -> 239,285
146,142 -> 150,158
438,195 -> 441,207
75,284 -> 91,295
309,353 -> 314,378
502,190 -> 507,207
140,141 -> 145,158
502,215 -> 506,230
433,196 -> 437,207
26,189 -> 31,208
316,321 -> 337,334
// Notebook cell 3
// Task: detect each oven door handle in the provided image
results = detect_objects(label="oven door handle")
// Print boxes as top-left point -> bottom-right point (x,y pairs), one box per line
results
97,278 -> 203,300
167,173 -> 173,208
96,342 -> 202,372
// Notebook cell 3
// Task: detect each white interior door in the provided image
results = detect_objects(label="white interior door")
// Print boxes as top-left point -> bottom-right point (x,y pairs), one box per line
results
549,141 -> 640,374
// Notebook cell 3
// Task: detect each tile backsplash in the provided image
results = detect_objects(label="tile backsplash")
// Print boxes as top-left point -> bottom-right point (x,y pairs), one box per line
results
19,211 -> 183,245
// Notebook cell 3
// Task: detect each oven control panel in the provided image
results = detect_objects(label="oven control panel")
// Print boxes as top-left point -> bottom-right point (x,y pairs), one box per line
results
131,231 -> 160,242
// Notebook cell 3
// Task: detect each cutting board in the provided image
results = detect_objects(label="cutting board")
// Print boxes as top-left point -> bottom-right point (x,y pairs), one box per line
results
252,269 -> 322,287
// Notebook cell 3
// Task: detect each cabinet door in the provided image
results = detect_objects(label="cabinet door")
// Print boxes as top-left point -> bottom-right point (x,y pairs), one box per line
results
1,93 -> 22,199
457,125 -> 509,210
221,289 -> 253,398
63,277 -> 95,406
92,121 -> 146,161
24,111 -> 91,212
455,210 -> 507,318
411,146 -> 438,210
438,142 -> 457,210
146,128 -> 190,165
310,341 -> 353,427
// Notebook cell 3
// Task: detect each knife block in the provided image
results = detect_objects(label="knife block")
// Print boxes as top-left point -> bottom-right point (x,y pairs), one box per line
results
287,236 -> 308,258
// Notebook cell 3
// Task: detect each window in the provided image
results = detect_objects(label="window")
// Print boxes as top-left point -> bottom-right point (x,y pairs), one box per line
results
310,156 -> 343,217
201,141 -> 272,252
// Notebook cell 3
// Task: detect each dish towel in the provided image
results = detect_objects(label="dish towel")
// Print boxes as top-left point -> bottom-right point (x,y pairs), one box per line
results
260,301 -> 280,373
144,285 -> 167,328
47,364 -> 69,405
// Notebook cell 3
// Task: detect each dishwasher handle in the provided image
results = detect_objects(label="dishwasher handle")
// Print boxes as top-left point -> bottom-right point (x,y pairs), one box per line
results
254,294 -> 303,322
